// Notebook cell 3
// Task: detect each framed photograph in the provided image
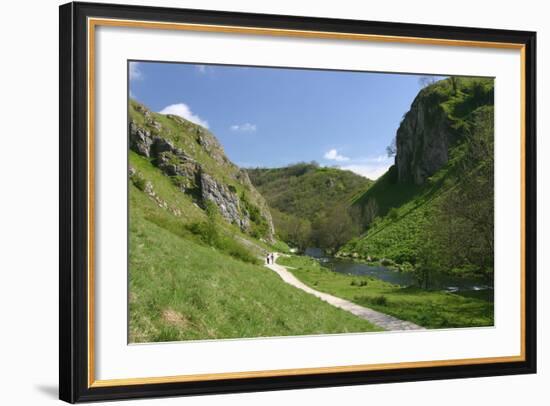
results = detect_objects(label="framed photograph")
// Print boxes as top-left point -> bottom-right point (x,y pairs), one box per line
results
59,2 -> 536,403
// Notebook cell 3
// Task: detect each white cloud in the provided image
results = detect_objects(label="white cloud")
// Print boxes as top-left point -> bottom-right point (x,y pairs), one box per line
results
324,149 -> 349,162
159,103 -> 209,128
129,62 -> 143,81
230,123 -> 257,133
339,164 -> 391,180
338,155 -> 394,180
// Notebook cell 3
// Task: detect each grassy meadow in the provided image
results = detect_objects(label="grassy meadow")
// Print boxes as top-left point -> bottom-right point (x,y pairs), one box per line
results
277,255 -> 494,329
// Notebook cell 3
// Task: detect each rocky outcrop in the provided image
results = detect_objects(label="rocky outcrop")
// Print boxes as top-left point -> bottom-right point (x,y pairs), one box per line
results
129,122 -> 154,157
200,172 -> 250,230
395,89 -> 455,185
237,169 -> 275,238
129,110 -> 274,241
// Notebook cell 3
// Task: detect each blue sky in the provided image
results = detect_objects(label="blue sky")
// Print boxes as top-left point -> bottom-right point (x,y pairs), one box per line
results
129,61 -> 440,179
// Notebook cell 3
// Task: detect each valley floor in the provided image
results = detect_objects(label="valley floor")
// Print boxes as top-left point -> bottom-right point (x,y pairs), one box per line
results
266,254 -> 424,331
277,255 -> 494,330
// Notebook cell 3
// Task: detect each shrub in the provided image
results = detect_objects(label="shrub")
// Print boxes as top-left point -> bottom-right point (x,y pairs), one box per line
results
380,258 -> 394,266
187,207 -> 259,265
240,192 -> 269,239
370,295 -> 388,306
351,280 -> 368,287
188,219 -> 219,247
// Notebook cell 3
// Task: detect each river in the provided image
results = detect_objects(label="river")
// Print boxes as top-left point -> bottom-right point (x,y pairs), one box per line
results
304,248 -> 493,292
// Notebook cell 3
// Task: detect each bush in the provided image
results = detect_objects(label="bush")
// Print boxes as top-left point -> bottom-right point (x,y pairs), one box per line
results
240,192 -> 269,239
380,258 -> 394,266
187,200 -> 259,265
351,280 -> 368,287
370,295 -> 388,306
188,219 -> 219,247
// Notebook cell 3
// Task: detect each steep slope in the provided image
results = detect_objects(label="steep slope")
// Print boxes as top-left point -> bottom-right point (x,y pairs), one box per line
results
128,100 -> 380,341
247,163 -> 372,250
344,77 -> 494,278
129,99 -> 274,241
395,76 -> 494,184
129,184 -> 380,342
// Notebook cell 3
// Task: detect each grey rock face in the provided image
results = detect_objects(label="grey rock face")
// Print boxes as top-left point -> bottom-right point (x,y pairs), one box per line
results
236,169 -> 253,188
200,172 -> 250,231
196,128 -> 229,165
129,121 -> 154,157
395,93 -> 453,184
129,118 -> 274,241
239,169 -> 275,240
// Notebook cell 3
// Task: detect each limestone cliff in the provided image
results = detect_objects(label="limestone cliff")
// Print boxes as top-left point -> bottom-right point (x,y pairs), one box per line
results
129,100 -> 275,242
395,77 -> 493,184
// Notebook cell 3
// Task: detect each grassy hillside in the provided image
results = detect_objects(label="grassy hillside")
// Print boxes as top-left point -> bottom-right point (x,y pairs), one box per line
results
130,99 -> 274,241
343,77 -> 494,281
129,169 -> 380,342
248,163 -> 371,217
128,104 -> 380,342
344,151 -> 458,264
248,163 -> 372,250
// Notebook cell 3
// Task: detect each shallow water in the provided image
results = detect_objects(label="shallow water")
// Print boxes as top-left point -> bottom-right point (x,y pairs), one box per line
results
304,247 -> 493,292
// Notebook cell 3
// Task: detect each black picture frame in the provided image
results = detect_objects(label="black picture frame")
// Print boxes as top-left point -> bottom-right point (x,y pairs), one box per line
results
59,1 -> 537,403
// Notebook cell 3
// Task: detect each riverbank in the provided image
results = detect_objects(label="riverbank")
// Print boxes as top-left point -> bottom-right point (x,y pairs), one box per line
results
265,254 -> 423,331
277,255 -> 494,329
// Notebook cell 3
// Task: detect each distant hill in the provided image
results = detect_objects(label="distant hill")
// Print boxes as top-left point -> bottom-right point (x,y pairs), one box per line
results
247,163 -> 372,251
343,77 -> 494,280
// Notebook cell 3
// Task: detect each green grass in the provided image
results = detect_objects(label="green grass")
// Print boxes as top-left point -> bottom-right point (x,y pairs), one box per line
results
270,239 -> 292,254
277,255 -> 494,329
129,161 -> 381,341
129,100 -> 273,241
345,77 -> 494,269
343,139 -> 471,264
130,150 -> 274,256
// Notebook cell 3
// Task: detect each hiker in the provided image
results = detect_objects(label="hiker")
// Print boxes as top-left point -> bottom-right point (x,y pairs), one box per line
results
266,253 -> 271,264
270,253 -> 275,264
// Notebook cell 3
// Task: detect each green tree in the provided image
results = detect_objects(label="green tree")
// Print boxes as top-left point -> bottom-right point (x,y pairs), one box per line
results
312,204 -> 360,253
361,198 -> 379,229
422,106 -> 494,281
